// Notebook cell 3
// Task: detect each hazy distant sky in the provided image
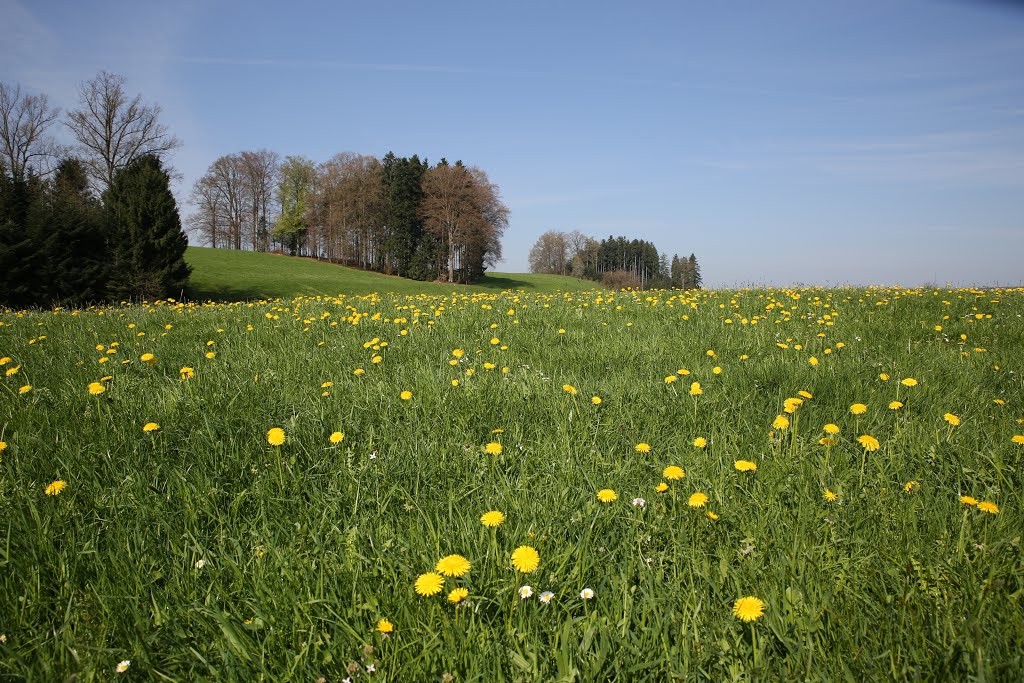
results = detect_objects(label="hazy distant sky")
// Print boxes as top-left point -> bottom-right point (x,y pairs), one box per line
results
3,0 -> 1023,287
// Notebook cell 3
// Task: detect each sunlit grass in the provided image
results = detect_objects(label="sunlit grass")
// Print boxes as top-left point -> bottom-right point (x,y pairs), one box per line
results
1,285 -> 1022,680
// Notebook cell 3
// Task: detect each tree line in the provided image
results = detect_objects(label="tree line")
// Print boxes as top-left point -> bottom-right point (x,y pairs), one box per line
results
189,151 -> 509,284
528,230 -> 702,289
0,74 -> 189,307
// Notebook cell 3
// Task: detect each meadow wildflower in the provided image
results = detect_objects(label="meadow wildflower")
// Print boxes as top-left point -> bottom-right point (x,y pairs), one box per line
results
688,492 -> 708,508
857,435 -> 880,451
205,352 -> 216,359
903,481 -> 920,494
879,373 -> 890,381
142,422 -> 160,433
632,497 -> 646,507
734,460 -> 757,472
195,559 -> 206,569
580,588 -> 594,600
889,401 -> 904,410
1012,435 -> 1024,445
977,501 -> 999,514
180,367 -> 194,379
693,437 -> 707,448
823,423 -> 840,435
901,378 -> 918,387
18,385 -> 30,394
732,596 -> 766,622
45,480 -> 66,496
140,353 -> 156,364
376,618 -> 394,633
400,390 -> 412,400
539,591 -> 554,604
481,511 -> 505,527
689,382 -> 703,396
772,415 -> 790,430
88,382 -> 106,395
959,495 -> 978,506
597,489 -> 618,503
783,397 -> 803,413
511,546 -> 540,573
635,442 -> 651,453
663,465 -> 685,480
944,413 -> 961,426
824,489 -> 838,502
484,442 -> 502,456
267,428 -> 286,446
562,384 -> 577,394
518,585 -> 533,599
591,396 -> 601,405
329,431 -> 345,444
819,437 -> 836,447
116,660 -> 131,673
448,588 -> 469,603
706,510 -> 719,520
415,572 -> 444,596
435,554 -> 471,577
850,403 -> 867,415
664,375 -> 677,384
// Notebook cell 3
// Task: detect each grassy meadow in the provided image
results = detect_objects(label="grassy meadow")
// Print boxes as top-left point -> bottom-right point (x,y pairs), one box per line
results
1,281 -> 1023,681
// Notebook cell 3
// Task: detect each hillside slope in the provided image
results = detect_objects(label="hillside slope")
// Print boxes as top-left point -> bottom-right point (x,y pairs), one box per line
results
184,247 -> 598,300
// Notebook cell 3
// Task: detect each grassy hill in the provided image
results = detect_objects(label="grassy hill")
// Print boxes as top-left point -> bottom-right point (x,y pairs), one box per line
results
184,246 -> 598,300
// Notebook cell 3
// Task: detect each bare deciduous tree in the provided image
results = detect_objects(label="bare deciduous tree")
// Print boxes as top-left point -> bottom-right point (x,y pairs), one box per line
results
65,71 -> 181,191
0,82 -> 62,180
528,230 -> 569,275
239,149 -> 279,252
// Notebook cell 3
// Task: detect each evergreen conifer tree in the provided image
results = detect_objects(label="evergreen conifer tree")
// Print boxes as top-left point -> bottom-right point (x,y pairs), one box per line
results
47,158 -> 109,305
104,155 -> 190,300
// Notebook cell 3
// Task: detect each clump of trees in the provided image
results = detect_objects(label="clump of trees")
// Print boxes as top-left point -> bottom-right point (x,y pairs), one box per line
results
0,74 -> 189,308
529,230 -> 701,289
189,151 -> 509,284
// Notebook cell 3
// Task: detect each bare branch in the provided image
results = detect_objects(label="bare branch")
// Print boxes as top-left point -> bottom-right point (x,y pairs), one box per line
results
0,81 -> 61,179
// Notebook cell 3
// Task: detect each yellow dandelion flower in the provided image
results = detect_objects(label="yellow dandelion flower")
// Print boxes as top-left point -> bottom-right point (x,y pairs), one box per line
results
693,436 -> 707,448
977,501 -> 999,515
376,618 -> 394,633
824,489 -> 838,502
732,596 -> 766,622
1012,435 -> 1024,445
480,510 -> 505,527
597,488 -> 618,503
88,381 -> 106,395
798,390 -> 813,399
415,572 -> 445,596
447,588 -> 469,604
140,353 -> 156,365
706,510 -> 719,520
772,415 -> 790,430
656,482 -> 669,493
713,366 -> 722,375
635,442 -> 651,454
18,385 -> 31,394
677,368 -> 690,376
944,413 -> 961,426
734,460 -> 758,472
903,480 -> 920,494
321,381 -> 333,388
591,396 -> 601,405
809,356 -> 819,366
562,384 -> 577,395
689,382 -> 703,396
511,545 -> 540,573
959,495 -> 978,506
819,437 -> 836,447
180,367 -> 194,379
205,351 -> 216,359
900,378 -> 918,387
823,423 -> 840,435
45,480 -> 66,496
267,428 -> 286,446
452,348 -> 464,358
663,465 -> 685,480
857,434 -> 880,451
687,492 -> 708,508
400,390 -> 412,400
142,422 -> 160,433
329,431 -> 344,444
484,442 -> 502,456
850,403 -> 867,415
0,441 -> 6,452
353,368 -> 365,376
664,375 -> 677,384
435,554 -> 471,577
889,401 -> 904,410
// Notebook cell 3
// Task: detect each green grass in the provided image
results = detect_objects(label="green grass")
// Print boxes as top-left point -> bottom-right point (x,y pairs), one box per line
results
184,246 -> 594,300
1,286 -> 1023,681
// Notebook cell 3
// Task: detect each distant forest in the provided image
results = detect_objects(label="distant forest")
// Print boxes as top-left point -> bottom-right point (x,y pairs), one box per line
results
529,230 -> 701,290
189,151 -> 508,285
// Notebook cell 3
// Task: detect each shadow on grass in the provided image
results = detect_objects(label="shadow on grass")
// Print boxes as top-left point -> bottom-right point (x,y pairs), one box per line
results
472,275 -> 533,290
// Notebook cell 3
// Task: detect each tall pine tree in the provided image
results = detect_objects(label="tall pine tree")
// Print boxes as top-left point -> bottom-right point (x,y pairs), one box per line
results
47,158 -> 109,305
104,155 -> 190,300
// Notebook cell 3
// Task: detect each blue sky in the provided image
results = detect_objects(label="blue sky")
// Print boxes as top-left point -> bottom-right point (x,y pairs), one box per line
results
3,0 -> 1023,286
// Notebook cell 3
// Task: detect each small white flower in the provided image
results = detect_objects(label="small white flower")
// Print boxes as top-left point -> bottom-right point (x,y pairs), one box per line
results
539,591 -> 554,604
631,497 -> 646,507
194,559 -> 206,569
0,634 -> 6,643
116,660 -> 131,673
518,585 -> 533,599
368,451 -> 377,459
580,588 -> 594,600
365,663 -> 376,673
